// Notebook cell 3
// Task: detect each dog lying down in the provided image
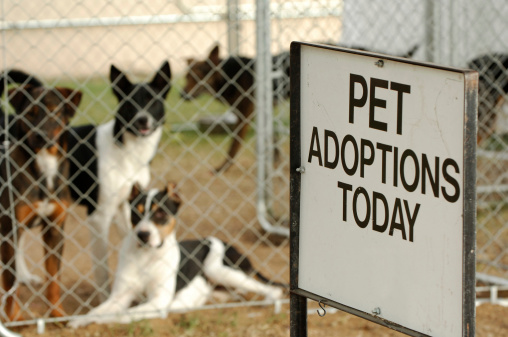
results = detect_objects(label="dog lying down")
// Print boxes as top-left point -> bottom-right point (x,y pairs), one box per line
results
68,183 -> 286,327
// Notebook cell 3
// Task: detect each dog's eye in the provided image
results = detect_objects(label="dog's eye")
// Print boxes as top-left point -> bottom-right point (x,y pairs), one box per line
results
137,204 -> 145,215
153,208 -> 165,217
152,208 -> 168,221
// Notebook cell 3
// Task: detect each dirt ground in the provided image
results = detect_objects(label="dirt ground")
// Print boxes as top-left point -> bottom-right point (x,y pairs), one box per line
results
4,132 -> 508,336
11,301 -> 508,336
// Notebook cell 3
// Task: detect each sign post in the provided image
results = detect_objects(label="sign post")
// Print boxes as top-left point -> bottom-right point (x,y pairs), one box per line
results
290,42 -> 477,337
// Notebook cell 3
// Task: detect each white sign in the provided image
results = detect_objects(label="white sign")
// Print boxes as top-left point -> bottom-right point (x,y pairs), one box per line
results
291,43 -> 477,337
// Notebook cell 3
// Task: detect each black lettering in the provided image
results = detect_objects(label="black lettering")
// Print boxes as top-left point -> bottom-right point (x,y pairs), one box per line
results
376,142 -> 392,184
404,200 -> 420,242
389,198 -> 407,240
324,129 -> 339,169
390,82 -> 411,135
337,181 -> 352,221
360,138 -> 375,178
400,149 -> 419,192
369,78 -> 389,131
422,154 -> 439,197
372,192 -> 389,233
353,187 -> 370,229
442,158 -> 460,203
341,135 -> 359,176
349,74 -> 368,124
308,126 -> 323,166
393,146 -> 399,187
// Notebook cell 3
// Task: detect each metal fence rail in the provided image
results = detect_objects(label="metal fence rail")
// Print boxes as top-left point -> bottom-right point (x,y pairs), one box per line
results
0,0 -> 507,332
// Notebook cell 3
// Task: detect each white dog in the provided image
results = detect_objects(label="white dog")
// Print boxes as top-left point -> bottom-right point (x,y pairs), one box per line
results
68,184 -> 285,327
63,62 -> 172,300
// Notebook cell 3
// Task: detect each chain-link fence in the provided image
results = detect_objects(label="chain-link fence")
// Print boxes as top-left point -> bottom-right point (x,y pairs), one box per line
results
0,0 -> 507,331
339,0 -> 508,304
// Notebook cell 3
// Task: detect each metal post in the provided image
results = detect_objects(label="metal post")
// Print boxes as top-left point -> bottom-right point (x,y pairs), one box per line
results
289,41 -> 306,337
424,0 -> 434,62
227,0 -> 240,54
255,0 -> 288,237
0,3 -> 22,335
290,294 -> 307,337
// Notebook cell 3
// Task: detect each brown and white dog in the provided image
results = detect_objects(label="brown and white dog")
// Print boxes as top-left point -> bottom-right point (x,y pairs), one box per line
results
68,183 -> 285,327
180,44 -> 417,173
0,76 -> 81,321
181,45 -> 290,173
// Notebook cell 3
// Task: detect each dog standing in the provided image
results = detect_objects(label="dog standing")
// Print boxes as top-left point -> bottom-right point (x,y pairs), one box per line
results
0,77 -> 81,320
467,53 -> 508,144
180,44 -> 418,173
181,45 -> 290,173
67,61 -> 172,301
68,184 -> 285,327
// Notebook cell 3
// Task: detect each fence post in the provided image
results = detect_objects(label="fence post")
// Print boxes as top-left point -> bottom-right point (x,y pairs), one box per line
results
256,0 -> 287,236
227,0 -> 240,54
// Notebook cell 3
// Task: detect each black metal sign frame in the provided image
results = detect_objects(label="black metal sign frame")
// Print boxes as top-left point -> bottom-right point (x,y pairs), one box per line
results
289,41 -> 477,337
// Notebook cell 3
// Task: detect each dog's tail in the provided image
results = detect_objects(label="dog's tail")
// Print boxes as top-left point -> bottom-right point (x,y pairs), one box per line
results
224,244 -> 289,289
0,69 -> 43,96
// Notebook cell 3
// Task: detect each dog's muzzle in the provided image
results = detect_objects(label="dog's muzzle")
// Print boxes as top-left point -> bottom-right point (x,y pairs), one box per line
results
136,231 -> 150,245
136,230 -> 164,249
132,116 -> 154,136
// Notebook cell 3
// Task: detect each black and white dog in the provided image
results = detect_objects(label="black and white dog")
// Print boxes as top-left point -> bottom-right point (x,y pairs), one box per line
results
66,61 -> 172,300
68,184 -> 285,327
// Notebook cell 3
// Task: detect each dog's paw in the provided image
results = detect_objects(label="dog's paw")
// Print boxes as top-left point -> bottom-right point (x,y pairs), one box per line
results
267,287 -> 284,301
18,273 -> 43,286
67,318 -> 90,329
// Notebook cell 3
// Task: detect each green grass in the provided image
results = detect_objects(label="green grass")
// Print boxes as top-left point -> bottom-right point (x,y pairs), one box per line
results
7,75 -> 289,155
55,76 -> 229,127
50,76 -> 232,151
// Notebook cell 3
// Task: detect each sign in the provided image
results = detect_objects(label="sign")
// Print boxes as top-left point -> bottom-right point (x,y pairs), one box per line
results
290,42 -> 477,337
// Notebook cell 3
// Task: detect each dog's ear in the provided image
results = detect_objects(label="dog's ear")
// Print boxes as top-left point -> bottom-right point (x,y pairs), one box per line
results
7,85 -> 32,113
208,45 -> 220,66
55,87 -> 82,119
165,182 -> 182,213
110,64 -> 132,101
129,183 -> 143,202
150,60 -> 172,99
166,182 -> 177,197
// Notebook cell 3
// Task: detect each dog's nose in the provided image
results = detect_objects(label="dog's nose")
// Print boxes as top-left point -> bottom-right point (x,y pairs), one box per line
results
137,231 -> 150,244
135,116 -> 148,128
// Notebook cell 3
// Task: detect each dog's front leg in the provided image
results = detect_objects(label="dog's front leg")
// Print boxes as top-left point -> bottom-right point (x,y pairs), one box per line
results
67,291 -> 134,328
88,208 -> 116,302
16,230 -> 43,285
116,292 -> 173,324
44,201 -> 70,318
0,219 -> 20,321
214,101 -> 255,173
113,201 -> 132,237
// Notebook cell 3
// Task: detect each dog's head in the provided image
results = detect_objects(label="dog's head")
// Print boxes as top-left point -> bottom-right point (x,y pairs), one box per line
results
110,61 -> 172,144
129,183 -> 181,249
8,86 -> 82,153
180,45 -> 222,100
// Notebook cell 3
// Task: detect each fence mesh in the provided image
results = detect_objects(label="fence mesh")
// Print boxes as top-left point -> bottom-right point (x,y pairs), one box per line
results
0,0 -> 507,328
